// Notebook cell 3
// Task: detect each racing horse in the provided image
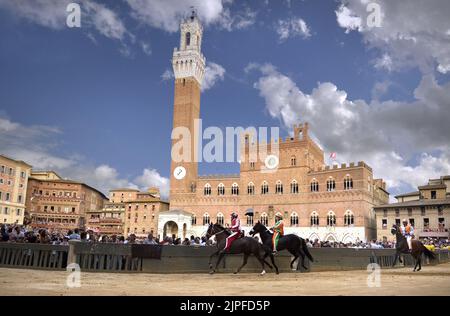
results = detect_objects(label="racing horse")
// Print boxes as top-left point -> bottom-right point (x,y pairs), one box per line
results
250,221 -> 314,270
391,224 -> 435,271
206,223 -> 279,275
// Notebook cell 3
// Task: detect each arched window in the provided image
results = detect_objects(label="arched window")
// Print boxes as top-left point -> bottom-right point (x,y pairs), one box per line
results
326,178 -> 336,192
311,179 -> 319,192
246,214 -> 254,226
275,180 -> 283,194
344,210 -> 354,226
191,215 -> 197,225
327,211 -> 336,226
344,175 -> 353,190
203,213 -> 210,225
310,211 -> 319,226
261,213 -> 268,226
247,182 -> 255,195
291,156 -> 297,166
290,180 -> 299,194
218,183 -> 225,195
261,181 -> 269,195
216,213 -> 224,226
204,183 -> 211,196
231,183 -> 239,195
185,32 -> 191,46
290,212 -> 299,227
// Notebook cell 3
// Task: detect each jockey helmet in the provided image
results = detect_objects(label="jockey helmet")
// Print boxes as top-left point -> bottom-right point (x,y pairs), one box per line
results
275,214 -> 283,220
231,212 -> 238,218
402,218 -> 408,223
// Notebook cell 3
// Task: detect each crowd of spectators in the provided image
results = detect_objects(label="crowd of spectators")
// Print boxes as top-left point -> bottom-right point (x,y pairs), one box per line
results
1,223 -> 449,250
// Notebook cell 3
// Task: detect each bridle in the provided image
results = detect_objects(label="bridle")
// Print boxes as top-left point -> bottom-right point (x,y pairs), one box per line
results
206,225 -> 227,239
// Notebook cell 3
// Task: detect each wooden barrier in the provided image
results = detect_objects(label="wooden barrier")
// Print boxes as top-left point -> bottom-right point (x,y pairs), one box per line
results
0,243 -> 68,270
1,242 -> 448,273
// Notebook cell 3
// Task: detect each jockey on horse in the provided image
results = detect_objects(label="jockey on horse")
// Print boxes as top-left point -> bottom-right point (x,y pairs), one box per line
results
271,214 -> 284,254
400,218 -> 414,252
223,212 -> 241,252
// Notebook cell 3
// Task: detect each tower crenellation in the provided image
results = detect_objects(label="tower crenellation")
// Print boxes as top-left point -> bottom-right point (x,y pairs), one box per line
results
172,9 -> 205,86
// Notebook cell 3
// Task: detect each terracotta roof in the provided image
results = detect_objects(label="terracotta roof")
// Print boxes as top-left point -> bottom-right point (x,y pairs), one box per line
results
109,188 -> 140,192
418,184 -> 446,190
28,177 -> 108,200
395,191 -> 420,198
374,198 -> 450,209
0,154 -> 32,168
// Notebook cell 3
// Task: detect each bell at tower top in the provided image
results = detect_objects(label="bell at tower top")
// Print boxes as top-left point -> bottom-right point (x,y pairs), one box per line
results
172,8 -> 206,85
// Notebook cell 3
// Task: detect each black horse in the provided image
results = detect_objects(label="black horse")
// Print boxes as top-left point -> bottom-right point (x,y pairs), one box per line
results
391,224 -> 435,271
206,223 -> 279,275
250,221 -> 314,270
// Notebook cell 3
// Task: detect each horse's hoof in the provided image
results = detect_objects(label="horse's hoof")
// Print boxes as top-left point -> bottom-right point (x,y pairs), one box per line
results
234,270 -> 238,274
209,270 -> 214,275
276,271 -> 279,275
260,270 -> 266,276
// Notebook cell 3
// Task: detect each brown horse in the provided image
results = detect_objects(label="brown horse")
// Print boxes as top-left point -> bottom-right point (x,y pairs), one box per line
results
391,224 -> 435,271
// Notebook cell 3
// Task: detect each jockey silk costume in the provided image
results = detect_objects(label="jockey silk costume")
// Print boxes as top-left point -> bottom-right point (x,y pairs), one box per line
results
400,221 -> 414,250
224,215 -> 241,251
271,218 -> 284,252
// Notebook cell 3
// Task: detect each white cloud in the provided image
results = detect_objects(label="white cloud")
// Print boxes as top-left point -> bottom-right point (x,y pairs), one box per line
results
140,41 -> 152,55
161,69 -> 174,81
0,115 -> 169,199
202,62 -> 226,91
335,0 -> 450,74
216,6 -> 257,31
125,0 -> 256,32
276,18 -> 311,41
125,0 -> 224,33
0,0 -> 69,29
249,63 -> 450,193
83,1 -> 128,41
135,168 -> 170,199
0,0 -> 134,54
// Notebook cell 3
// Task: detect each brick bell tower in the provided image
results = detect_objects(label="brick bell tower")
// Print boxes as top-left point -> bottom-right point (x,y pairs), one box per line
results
169,9 -> 205,201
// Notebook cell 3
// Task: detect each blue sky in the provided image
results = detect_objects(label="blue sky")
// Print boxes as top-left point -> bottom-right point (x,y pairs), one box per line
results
1,0 -> 449,199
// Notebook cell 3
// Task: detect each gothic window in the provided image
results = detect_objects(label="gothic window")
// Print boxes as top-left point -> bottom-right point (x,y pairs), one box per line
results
327,211 -> 336,226
203,213 -> 210,225
344,176 -> 353,190
231,183 -> 239,195
344,210 -> 354,226
218,183 -> 225,195
310,179 -> 319,192
190,182 -> 196,193
204,183 -> 211,196
216,213 -> 224,226
191,215 -> 197,225
290,180 -> 299,194
247,182 -> 255,195
261,181 -> 269,195
186,32 -> 191,46
326,178 -> 336,192
310,211 -> 319,226
290,212 -> 299,227
291,156 -> 297,166
246,214 -> 254,226
275,181 -> 283,194
261,213 -> 268,226
250,162 -> 255,169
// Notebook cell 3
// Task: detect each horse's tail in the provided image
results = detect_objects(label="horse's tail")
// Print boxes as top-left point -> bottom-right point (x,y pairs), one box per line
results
421,244 -> 436,260
301,239 -> 314,262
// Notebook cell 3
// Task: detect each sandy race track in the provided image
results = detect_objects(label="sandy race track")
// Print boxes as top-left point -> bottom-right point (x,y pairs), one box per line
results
1,263 -> 450,296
